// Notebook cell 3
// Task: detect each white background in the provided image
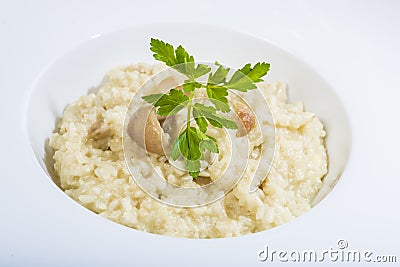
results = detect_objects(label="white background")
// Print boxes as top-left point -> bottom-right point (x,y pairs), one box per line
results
1,0 -> 399,266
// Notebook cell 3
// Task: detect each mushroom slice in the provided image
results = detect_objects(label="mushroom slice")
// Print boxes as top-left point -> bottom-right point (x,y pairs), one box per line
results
194,176 -> 212,186
127,106 -> 165,155
235,102 -> 256,137
157,76 -> 177,92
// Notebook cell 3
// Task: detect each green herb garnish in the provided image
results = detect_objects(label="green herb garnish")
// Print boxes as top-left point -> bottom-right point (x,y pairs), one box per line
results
142,38 -> 270,179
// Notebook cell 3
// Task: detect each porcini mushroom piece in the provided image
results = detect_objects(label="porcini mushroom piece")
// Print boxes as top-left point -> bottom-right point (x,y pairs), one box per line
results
194,176 -> 212,186
235,102 -> 256,136
127,106 -> 165,155
157,76 -> 177,92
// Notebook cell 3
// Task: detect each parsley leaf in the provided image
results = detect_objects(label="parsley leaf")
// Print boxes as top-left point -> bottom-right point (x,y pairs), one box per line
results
193,103 -> 237,132
142,89 -> 188,116
224,62 -> 270,92
140,93 -> 163,105
150,38 -> 211,79
175,45 -> 194,64
205,62 -> 231,112
150,38 -> 177,66
183,80 -> 202,92
205,86 -> 230,113
208,62 -> 230,84
193,64 -> 212,78
171,126 -> 218,178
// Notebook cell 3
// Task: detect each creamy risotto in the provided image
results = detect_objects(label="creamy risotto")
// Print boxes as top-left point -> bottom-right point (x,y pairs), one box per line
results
49,63 -> 327,238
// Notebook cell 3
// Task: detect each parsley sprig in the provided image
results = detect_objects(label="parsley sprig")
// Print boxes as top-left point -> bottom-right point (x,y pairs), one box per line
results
142,38 -> 270,178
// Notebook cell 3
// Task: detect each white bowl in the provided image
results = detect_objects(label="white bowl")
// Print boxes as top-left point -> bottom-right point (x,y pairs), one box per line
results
26,24 -> 350,235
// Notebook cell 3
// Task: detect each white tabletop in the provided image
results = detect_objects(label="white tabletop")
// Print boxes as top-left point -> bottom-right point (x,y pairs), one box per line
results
1,1 -> 399,266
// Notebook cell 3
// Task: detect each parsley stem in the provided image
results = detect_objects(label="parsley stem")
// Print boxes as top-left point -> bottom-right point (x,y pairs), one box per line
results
186,91 -> 195,130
